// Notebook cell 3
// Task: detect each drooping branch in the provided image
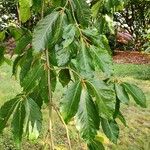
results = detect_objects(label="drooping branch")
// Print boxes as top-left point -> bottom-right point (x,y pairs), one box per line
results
45,48 -> 54,150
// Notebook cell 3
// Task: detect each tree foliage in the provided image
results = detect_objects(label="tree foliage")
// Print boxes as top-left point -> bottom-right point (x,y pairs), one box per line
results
0,0 -> 147,149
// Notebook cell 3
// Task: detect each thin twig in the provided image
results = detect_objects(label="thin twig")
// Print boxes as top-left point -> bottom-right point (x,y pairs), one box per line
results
41,0 -> 45,19
53,104 -> 72,150
17,2 -> 21,25
46,48 -> 55,150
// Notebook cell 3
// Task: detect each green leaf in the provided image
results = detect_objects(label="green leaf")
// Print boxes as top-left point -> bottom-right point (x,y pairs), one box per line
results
32,0 -> 42,13
101,119 -> 119,144
90,45 -> 112,76
20,49 -> 33,81
19,0 -> 32,22
122,82 -> 146,108
9,27 -> 32,54
0,46 -> 5,65
91,1 -> 104,18
65,8 -> 74,23
77,41 -> 94,77
117,111 -> 127,127
73,0 -> 91,27
39,66 -> 57,103
51,0 -> 66,7
54,24 -> 77,67
48,47 -> 58,66
21,62 -> 43,92
0,31 -> 6,41
82,29 -> 112,75
88,140 -> 105,150
75,88 -> 100,141
86,79 -> 115,119
24,97 -> 42,140
55,44 -> 71,66
15,32 -> 32,54
60,81 -> 82,123
12,55 -> 24,76
52,11 -> 66,45
11,101 -> 25,148
9,27 -> 23,40
28,87 -> 43,109
83,29 -> 112,54
62,24 -> 76,48
32,11 -> 59,51
115,83 -> 129,104
0,98 -> 20,133
58,69 -> 71,87
113,97 -> 120,119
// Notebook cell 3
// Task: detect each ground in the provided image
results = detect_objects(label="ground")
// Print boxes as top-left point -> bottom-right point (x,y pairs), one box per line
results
113,51 -> 150,64
0,51 -> 150,150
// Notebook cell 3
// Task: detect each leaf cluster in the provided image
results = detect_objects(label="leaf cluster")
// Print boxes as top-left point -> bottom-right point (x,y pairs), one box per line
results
0,0 -> 147,149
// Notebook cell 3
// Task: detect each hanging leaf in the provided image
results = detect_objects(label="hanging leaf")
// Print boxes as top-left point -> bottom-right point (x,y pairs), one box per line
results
11,101 -> 25,148
19,49 -> 33,81
86,79 -> 115,119
48,47 -> 58,66
91,1 -> 104,18
55,44 -> 71,66
77,41 -> 94,77
19,0 -> 32,22
87,139 -> 105,150
113,97 -> 120,119
0,97 -> 20,133
58,69 -> 71,87
51,11 -> 66,45
0,31 -> 6,41
0,46 -> 5,65
9,27 -> 23,40
117,111 -> 127,127
39,66 -> 57,103
90,45 -> 112,76
15,32 -> 32,54
24,97 -> 42,140
60,81 -> 82,123
21,62 -> 43,92
82,29 -> 112,75
75,88 -> 100,141
65,8 -> 74,23
12,55 -> 24,76
32,11 -> 60,51
55,24 -> 77,66
28,87 -> 43,109
101,119 -> 119,144
32,0 -> 42,13
115,83 -> 129,104
51,0 -> 66,7
62,24 -> 76,49
73,0 -> 91,27
83,29 -> 112,54
122,82 -> 146,108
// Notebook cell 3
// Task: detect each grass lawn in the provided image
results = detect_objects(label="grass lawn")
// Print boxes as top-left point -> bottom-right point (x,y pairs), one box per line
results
0,63 -> 150,150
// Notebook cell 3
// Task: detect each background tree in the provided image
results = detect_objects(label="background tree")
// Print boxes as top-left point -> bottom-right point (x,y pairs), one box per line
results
114,0 -> 150,50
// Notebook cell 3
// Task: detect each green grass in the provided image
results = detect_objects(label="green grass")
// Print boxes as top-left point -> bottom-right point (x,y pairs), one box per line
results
114,63 -> 150,80
0,64 -> 21,104
0,63 -> 150,150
